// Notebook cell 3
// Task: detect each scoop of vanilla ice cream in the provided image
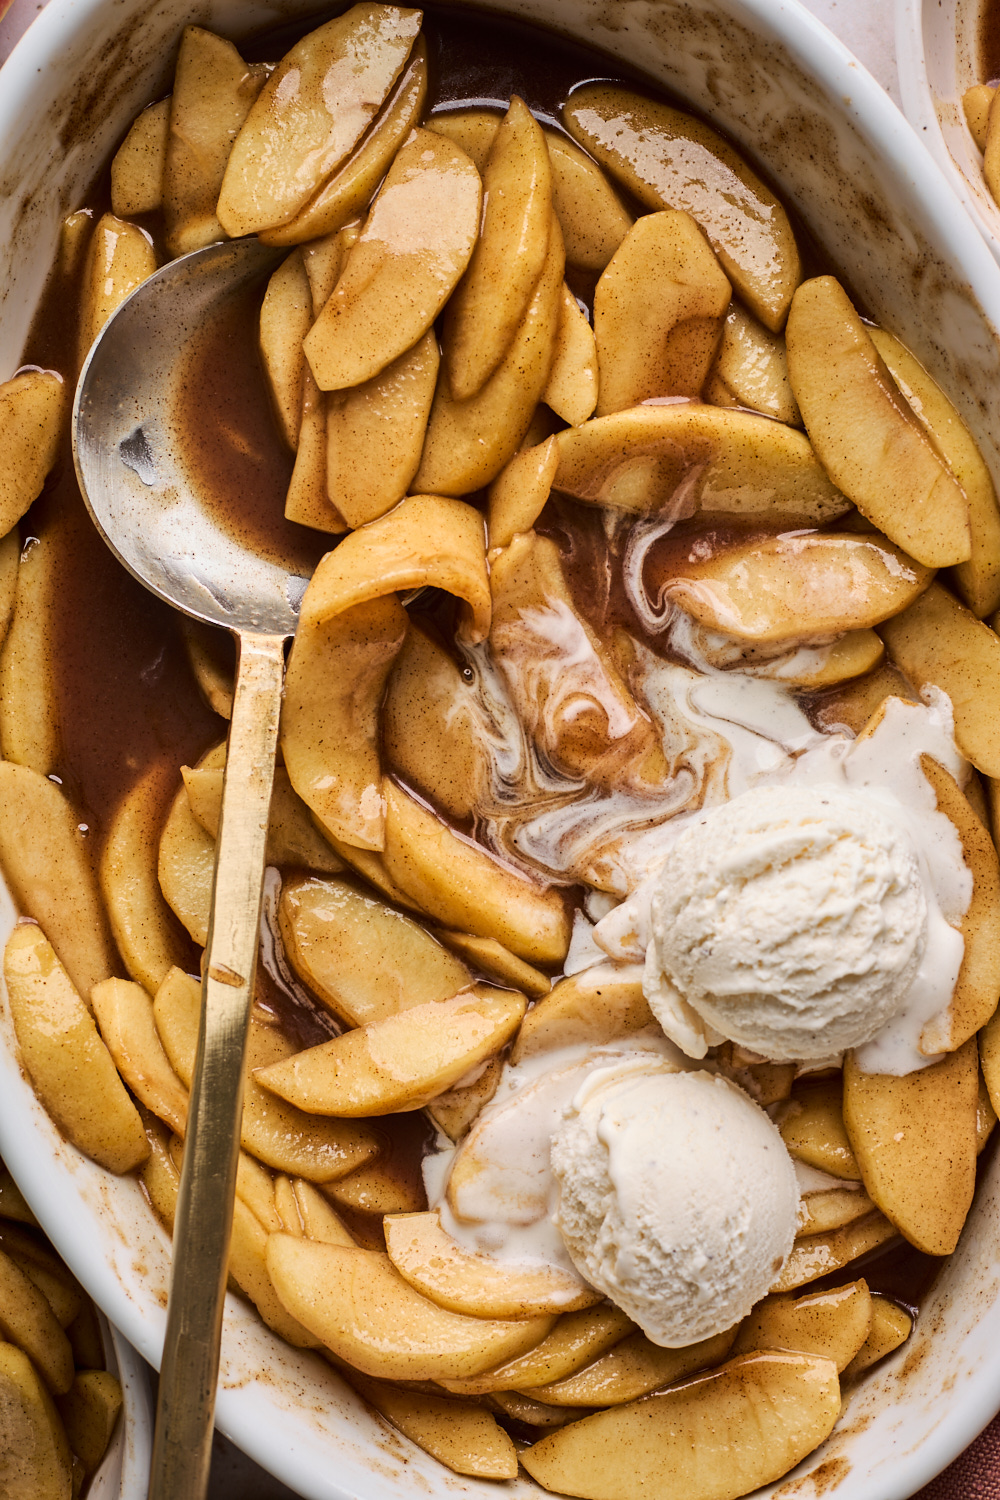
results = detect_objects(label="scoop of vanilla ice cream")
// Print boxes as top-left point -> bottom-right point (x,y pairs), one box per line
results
551,1062 -> 799,1346
647,783 -> 928,1062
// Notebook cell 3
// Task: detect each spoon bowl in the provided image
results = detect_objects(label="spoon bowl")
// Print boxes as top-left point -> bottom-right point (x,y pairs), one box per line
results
73,236 -> 301,635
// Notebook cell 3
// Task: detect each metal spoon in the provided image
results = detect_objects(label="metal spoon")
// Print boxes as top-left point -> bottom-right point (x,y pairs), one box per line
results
73,237 -> 307,1500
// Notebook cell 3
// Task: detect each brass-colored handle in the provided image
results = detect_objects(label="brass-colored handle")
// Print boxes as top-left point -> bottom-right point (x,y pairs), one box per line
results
148,630 -> 287,1500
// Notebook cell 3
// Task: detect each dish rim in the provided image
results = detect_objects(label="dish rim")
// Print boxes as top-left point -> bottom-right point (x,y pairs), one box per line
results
2,0 -> 1000,1495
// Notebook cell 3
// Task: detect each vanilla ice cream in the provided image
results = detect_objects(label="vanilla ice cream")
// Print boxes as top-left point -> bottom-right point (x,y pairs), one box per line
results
551,1062 -> 799,1345
645,783 -> 929,1062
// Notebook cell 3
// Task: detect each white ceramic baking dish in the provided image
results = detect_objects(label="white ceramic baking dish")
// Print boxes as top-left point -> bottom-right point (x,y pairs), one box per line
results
3,0 -> 1000,1495
895,0 -> 1000,265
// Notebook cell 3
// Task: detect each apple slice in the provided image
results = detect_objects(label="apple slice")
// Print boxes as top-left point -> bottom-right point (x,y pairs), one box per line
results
842,1039 -> 978,1256
100,763 -> 193,997
217,5 -> 421,236
77,214 -> 156,367
259,37 -> 428,247
917,756 -> 1000,1053
162,27 -> 267,255
90,978 -> 188,1137
3,926 -> 148,1176
705,302 -> 800,426
978,1072 -> 997,1152
384,1211 -> 599,1318
301,222 -> 358,322
159,1129 -> 319,1347
157,778 -> 214,945
153,966 -> 379,1182
230,1152 -> 281,1234
284,493 -> 490,815
413,214 -> 565,495
717,1045 -> 796,1109
779,1075 -> 861,1181
281,872 -> 470,1023
231,1206 -> 321,1350
439,1304 -> 635,1395
774,1212 -> 896,1294
54,1370 -> 122,1478
786,277 -> 971,567
321,1153 -> 426,1216
182,764 -> 343,875
291,1179 -> 357,1248
545,286 -> 599,427
0,1248 -> 74,1395
737,630 -> 884,690
547,133 -> 633,272
553,404 -> 849,525
0,1227 -> 82,1330
733,1280 -> 871,1371
304,128 -> 481,390
141,1121 -> 181,1231
426,1054 -> 505,1143
811,658 -> 915,736
327,329 -> 439,529
444,96 -> 552,401
529,1327 -> 736,1408
0,764 -> 115,1001
513,966 -> 653,1063
594,210 -> 731,413
299,492 -> 491,638
254,986 -> 525,1116
110,98 -> 170,217
281,595 -> 407,850
279,873 -> 471,1028
491,1389 -> 588,1427
0,371 -> 66,537
0,524 -> 60,777
869,326 -> 1000,617
180,619 -> 233,719
259,251 -> 311,451
0,1171 -> 36,1229
284,369 -> 347,534
274,1175 -> 304,1235
842,1298 -> 912,1379
985,87 -> 1000,207
434,931 -> 551,1000
381,781 -> 571,965
0,1341 -> 73,1499
564,84 -> 801,331
425,107 -> 500,169
979,1002 -> 1000,1120
348,1371 -> 518,1479
315,830 -> 419,913
383,624 -> 490,822
428,110 -> 634,272
521,1351 -> 840,1500
798,1186 -> 874,1236
266,1236 -> 555,1379
664,532 -> 932,643
878,581 -> 1000,777
964,83 -> 995,150
487,435 -> 560,551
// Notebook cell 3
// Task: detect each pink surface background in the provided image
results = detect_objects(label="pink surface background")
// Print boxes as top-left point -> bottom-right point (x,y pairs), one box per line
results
0,0 -> 997,1492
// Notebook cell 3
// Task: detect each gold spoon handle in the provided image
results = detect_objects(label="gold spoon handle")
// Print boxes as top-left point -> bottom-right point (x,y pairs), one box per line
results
148,630 -> 287,1500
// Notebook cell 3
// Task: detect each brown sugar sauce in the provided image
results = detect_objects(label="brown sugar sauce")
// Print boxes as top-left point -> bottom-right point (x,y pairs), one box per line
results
17,0 -> 936,1339
981,0 -> 1000,83
171,275 -> 327,576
